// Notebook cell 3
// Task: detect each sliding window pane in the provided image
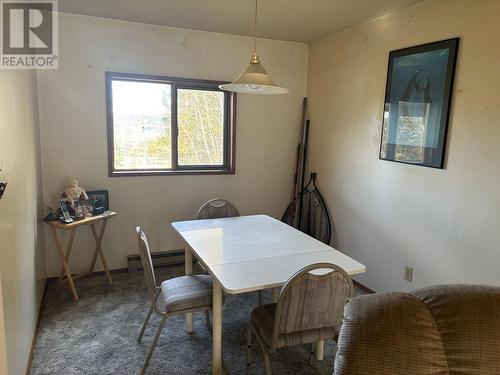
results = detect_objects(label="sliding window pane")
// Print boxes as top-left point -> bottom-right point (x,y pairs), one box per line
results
112,80 -> 172,169
177,89 -> 225,166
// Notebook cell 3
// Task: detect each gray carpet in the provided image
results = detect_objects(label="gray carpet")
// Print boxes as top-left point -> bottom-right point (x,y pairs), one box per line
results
30,267 -> 365,375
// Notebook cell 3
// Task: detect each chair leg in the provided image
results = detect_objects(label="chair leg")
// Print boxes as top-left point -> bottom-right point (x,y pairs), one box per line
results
140,315 -> 167,375
199,261 -> 209,275
222,357 -> 227,374
257,290 -> 263,305
252,326 -> 271,375
138,303 -> 154,342
246,325 -> 252,373
309,343 -> 315,365
262,351 -> 271,375
205,310 -> 212,332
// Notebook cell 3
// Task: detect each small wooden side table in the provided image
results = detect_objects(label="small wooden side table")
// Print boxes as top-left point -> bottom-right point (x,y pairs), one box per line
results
46,211 -> 117,301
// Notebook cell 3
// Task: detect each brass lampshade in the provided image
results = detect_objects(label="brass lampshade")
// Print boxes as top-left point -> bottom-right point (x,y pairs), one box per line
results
219,0 -> 289,95
220,53 -> 289,95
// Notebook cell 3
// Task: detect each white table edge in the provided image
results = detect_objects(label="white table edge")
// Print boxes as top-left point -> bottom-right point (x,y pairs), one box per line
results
173,235 -> 366,294
213,266 -> 367,294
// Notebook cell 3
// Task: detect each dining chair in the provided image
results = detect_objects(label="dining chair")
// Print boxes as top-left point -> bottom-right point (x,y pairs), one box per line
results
246,263 -> 354,374
135,227 -> 214,375
196,199 -> 264,305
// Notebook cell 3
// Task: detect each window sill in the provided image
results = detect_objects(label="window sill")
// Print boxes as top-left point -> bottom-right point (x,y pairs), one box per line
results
109,168 -> 235,177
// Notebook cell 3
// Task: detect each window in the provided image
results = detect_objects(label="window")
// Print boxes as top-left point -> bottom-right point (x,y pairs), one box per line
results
105,72 -> 236,176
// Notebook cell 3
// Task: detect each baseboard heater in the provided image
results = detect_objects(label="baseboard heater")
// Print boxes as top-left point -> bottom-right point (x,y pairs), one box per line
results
127,249 -> 192,272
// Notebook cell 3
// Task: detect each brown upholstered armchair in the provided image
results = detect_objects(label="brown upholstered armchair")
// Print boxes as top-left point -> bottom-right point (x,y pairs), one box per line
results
334,284 -> 500,374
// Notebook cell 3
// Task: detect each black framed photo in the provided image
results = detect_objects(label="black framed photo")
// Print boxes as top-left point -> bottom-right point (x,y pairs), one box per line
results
87,190 -> 110,214
74,199 -> 95,217
379,38 -> 459,168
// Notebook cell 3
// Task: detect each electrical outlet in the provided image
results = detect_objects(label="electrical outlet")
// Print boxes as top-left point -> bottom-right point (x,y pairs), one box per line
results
404,266 -> 413,282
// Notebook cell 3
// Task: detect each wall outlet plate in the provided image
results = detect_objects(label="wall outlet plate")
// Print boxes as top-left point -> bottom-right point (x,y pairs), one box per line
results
404,266 -> 413,282
0,182 -> 7,199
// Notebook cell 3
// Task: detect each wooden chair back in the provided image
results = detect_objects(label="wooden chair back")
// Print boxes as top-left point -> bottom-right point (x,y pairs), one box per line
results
272,263 -> 354,349
135,227 -> 158,302
196,198 -> 239,220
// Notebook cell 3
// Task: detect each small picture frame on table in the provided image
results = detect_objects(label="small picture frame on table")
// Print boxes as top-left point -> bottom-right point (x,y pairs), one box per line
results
87,190 -> 109,215
74,199 -> 95,217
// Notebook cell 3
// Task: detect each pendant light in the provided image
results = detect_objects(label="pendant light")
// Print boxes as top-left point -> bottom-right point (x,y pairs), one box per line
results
219,0 -> 289,95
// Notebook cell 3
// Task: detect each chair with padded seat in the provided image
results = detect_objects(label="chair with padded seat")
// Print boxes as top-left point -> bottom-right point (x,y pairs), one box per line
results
135,226 -> 213,375
246,263 -> 354,374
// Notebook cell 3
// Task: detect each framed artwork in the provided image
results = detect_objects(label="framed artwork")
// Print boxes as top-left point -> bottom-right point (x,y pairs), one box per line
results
87,190 -> 110,212
379,38 -> 459,168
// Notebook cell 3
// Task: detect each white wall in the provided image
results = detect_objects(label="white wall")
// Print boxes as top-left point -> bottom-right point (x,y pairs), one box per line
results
0,70 -> 46,375
306,0 -> 500,292
0,278 -> 7,375
37,14 -> 308,276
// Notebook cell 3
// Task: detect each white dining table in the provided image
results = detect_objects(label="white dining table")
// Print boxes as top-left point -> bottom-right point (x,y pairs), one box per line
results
171,214 -> 366,375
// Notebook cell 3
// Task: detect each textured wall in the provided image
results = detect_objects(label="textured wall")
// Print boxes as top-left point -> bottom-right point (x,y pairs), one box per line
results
0,70 -> 46,375
307,0 -> 500,291
37,14 -> 308,276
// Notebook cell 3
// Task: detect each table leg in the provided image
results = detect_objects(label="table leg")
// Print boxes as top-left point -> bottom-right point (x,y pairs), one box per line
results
89,220 -> 106,272
90,220 -> 112,285
271,287 -> 279,303
49,226 -> 78,301
212,280 -> 222,375
58,228 -> 76,281
315,340 -> 325,360
184,246 -> 193,333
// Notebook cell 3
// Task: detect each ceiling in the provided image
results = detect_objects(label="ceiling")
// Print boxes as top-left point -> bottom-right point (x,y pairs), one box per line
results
58,0 -> 425,42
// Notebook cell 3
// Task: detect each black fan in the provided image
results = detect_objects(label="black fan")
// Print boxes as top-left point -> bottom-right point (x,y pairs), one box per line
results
282,173 -> 332,245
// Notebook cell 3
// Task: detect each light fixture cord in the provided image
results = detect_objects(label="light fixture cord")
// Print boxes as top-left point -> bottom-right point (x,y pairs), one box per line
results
253,0 -> 258,54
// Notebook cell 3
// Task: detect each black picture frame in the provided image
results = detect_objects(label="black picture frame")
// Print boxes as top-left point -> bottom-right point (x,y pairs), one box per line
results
87,190 -> 110,212
74,199 -> 95,216
379,38 -> 459,169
